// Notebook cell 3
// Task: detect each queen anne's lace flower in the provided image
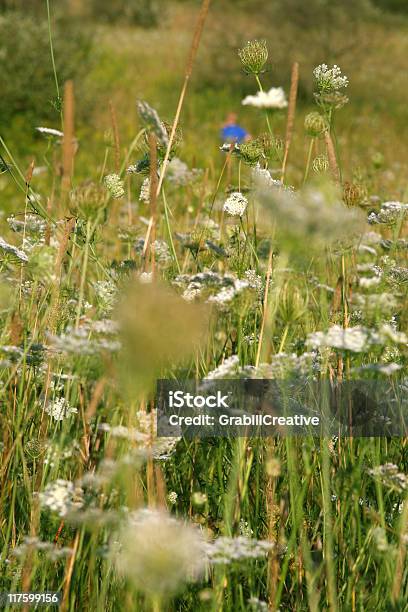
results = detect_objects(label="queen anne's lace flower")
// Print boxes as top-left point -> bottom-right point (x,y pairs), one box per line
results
139,177 -> 150,203
45,397 -> 78,421
104,174 -> 125,199
242,87 -> 288,109
368,201 -> 408,225
39,480 -> 83,516
313,64 -> 349,92
36,126 -> 64,138
223,192 -> 248,217
0,237 -> 28,262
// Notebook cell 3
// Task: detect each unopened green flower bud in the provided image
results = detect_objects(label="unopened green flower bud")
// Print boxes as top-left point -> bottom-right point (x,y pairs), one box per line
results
371,152 -> 384,169
304,112 -> 327,138
238,140 -> 264,165
238,40 -> 268,75
104,173 -> 125,199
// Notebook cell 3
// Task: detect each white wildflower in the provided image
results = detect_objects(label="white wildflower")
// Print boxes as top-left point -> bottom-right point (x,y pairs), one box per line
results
104,174 -> 125,199
45,397 -> 78,421
368,464 -> 408,493
94,279 -> 118,312
167,491 -> 178,505
114,509 -> 205,595
12,537 -> 73,561
368,201 -> 408,225
35,126 -> 64,138
139,177 -> 150,203
242,87 -> 288,109
39,479 -> 83,517
313,64 -> 349,92
204,536 -> 276,565
244,269 -> 263,292
207,279 -> 250,307
223,192 -> 248,217
0,237 -> 28,262
206,355 -> 241,379
307,325 -> 374,353
359,276 -> 381,289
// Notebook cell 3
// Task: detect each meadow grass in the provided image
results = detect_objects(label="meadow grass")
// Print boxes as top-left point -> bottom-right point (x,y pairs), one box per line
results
0,3 -> 407,611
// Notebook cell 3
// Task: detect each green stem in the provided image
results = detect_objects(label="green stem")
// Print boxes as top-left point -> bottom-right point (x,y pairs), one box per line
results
255,75 -> 273,137
303,138 -> 315,185
162,188 -> 181,274
46,0 -> 61,121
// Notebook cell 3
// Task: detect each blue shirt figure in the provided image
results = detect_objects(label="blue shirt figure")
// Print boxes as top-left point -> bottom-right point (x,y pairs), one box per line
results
221,112 -> 249,143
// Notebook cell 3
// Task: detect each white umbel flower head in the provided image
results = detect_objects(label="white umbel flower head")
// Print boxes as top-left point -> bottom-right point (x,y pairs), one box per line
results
45,397 -> 78,421
114,509 -> 205,596
223,192 -> 248,217
104,173 -> 125,199
242,87 -> 288,109
39,479 -> 83,517
313,64 -> 349,92
139,177 -> 151,203
36,126 -> 64,138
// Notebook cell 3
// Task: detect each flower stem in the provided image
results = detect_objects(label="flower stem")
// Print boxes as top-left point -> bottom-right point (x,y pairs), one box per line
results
255,75 -> 273,137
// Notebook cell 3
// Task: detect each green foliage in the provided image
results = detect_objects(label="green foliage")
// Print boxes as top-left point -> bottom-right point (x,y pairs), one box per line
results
88,0 -> 163,26
0,12 -> 93,125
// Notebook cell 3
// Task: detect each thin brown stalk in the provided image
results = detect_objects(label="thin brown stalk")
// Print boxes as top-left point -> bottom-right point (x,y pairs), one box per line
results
61,532 -> 80,611
45,196 -> 52,246
255,248 -> 274,367
324,130 -> 340,183
109,99 -> 120,173
25,159 -> 35,186
155,0 -> 211,198
281,62 -> 299,182
61,80 -> 75,196
148,133 -> 158,274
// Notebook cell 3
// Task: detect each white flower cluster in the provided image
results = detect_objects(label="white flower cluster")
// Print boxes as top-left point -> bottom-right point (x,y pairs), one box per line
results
204,536 -> 276,565
104,173 -> 125,199
139,177 -> 150,203
259,351 -> 319,379
7,214 -> 47,235
167,157 -> 201,186
242,87 -> 288,109
35,126 -> 64,138
93,279 -> 118,312
39,479 -> 83,517
0,237 -> 28,262
368,463 -> 408,493
45,397 -> 78,421
244,269 -> 263,293
307,324 -> 407,353
352,292 -> 398,313
223,192 -> 248,217
205,355 -> 241,379
207,278 -> 251,307
313,64 -> 349,92
48,326 -> 121,356
368,201 -> 408,225
12,537 -> 73,561
251,164 -> 283,189
176,271 -> 254,304
115,509 -> 204,595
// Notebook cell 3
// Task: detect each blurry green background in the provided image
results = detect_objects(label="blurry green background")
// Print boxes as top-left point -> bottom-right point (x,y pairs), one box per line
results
0,0 -> 407,189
